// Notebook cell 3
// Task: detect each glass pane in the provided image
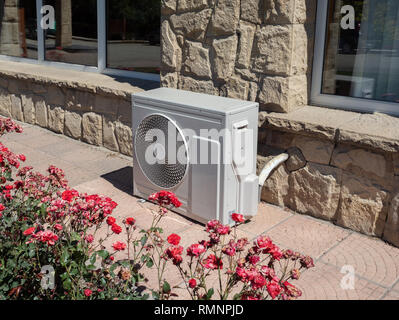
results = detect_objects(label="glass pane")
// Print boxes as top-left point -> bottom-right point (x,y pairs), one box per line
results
44,0 -> 97,66
322,0 -> 399,103
107,0 -> 160,74
0,0 -> 38,59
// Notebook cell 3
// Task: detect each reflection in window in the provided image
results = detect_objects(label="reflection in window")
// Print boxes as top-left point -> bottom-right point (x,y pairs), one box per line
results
44,0 -> 97,66
107,0 -> 160,74
0,0 -> 37,59
322,0 -> 399,103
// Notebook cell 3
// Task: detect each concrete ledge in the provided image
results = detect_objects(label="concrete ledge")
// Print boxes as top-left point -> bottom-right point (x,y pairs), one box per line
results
260,106 -> 399,153
0,61 -> 158,100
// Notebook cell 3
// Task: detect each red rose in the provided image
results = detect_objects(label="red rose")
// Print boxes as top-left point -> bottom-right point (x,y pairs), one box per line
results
18,154 -> 26,162
62,189 -> 78,202
187,243 -> 206,257
231,213 -> 245,223
202,254 -> 223,270
167,233 -> 181,246
84,289 -> 92,297
125,217 -> 136,226
85,234 -> 94,243
0,204 -> 5,212
188,279 -> 197,289
23,227 -> 35,236
106,216 -> 116,226
266,280 -> 282,299
111,224 -> 122,234
111,223 -> 122,234
112,241 -> 126,251
54,224 -> 63,231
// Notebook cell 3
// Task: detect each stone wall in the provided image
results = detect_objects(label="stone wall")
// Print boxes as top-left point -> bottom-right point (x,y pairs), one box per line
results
0,75 -> 134,157
160,0 -> 316,113
259,110 -> 399,247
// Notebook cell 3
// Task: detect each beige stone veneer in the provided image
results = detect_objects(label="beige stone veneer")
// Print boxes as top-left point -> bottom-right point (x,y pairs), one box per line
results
161,0 -> 316,113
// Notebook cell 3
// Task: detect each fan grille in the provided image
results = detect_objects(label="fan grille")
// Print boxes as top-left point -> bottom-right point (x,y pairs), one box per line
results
135,114 -> 188,189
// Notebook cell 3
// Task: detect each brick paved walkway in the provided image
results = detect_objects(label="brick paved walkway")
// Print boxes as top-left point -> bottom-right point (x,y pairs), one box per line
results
2,123 -> 399,300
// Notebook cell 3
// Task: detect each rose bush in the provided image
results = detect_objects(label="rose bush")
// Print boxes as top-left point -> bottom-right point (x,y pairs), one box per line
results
0,117 -> 314,300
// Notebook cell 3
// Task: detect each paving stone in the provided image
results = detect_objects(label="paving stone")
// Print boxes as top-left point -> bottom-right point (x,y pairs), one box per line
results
382,290 -> 399,300
266,215 -> 350,258
296,262 -> 386,300
237,202 -> 292,236
321,233 -> 399,288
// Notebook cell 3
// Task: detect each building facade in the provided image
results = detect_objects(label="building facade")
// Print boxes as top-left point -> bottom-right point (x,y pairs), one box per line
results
0,0 -> 398,246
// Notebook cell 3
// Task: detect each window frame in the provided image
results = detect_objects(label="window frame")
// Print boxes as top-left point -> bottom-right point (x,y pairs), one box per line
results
311,0 -> 399,117
0,0 -> 160,82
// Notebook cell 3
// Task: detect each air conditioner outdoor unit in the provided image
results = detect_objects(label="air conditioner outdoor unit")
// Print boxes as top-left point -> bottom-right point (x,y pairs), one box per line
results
132,88 -> 259,225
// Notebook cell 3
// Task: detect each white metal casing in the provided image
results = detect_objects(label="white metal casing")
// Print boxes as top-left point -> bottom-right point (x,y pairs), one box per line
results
132,88 -> 259,225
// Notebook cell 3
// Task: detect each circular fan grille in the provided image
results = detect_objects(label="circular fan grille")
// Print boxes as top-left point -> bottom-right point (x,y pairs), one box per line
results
135,114 -> 188,189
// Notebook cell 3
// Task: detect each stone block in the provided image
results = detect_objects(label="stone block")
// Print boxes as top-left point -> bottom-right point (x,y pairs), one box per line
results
170,9 -> 212,41
293,135 -> 334,165
331,145 -> 387,179
0,78 -> 8,89
241,0 -> 263,24
160,72 -> 178,88
258,75 -> 308,113
209,0 -> 240,36
103,117 -> 119,153
47,105 -> 65,134
64,111 -> 82,140
115,122 -> 133,156
252,25 -> 292,76
183,41 -> 212,79
10,94 -> 23,121
291,24 -> 314,76
8,79 -> 29,94
223,77 -> 249,100
161,19 -> 181,71
294,0 -> 317,24
177,0 -> 208,12
394,153 -> 399,176
117,99 -> 132,126
0,88 -> 11,117
258,155 -> 290,207
47,86 -> 65,106
236,21 -> 256,69
212,35 -> 238,81
264,0 -> 295,24
21,95 -> 35,124
82,113 -> 103,146
66,89 -> 95,112
178,76 -> 218,95
337,173 -> 389,237
3,6 -> 18,22
383,179 -> 399,246
288,163 -> 342,221
161,0 -> 177,15
94,94 -> 119,116
286,147 -> 306,172
35,99 -> 48,128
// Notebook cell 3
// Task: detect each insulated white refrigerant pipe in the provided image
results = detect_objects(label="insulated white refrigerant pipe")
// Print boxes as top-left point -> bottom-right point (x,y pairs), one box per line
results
258,153 -> 289,202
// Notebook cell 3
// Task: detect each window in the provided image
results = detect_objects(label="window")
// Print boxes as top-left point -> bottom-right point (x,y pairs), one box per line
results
0,0 -> 160,81
312,0 -> 399,115
106,0 -> 160,74
44,0 -> 98,66
0,0 -> 38,59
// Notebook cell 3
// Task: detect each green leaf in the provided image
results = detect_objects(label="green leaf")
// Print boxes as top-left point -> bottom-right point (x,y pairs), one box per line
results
140,235 -> 148,246
62,278 -> 72,290
97,250 -> 109,259
90,252 -> 97,265
146,258 -> 154,268
206,288 -> 214,300
163,281 -> 171,294
61,250 -> 70,265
